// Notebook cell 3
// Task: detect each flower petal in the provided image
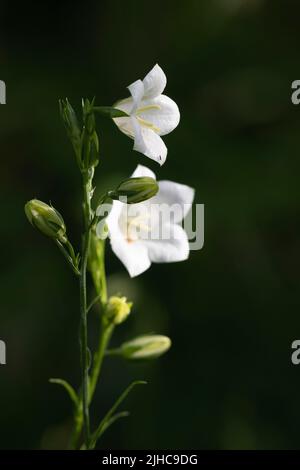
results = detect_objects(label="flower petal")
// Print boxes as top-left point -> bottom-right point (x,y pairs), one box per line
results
106,200 -> 151,277
133,127 -> 167,165
113,97 -> 135,137
143,64 -> 167,99
111,237 -> 151,277
114,97 -> 133,115
113,115 -> 134,138
151,180 -> 194,223
128,79 -> 144,113
137,95 -> 180,136
132,116 -> 147,154
145,223 -> 190,263
131,164 -> 156,179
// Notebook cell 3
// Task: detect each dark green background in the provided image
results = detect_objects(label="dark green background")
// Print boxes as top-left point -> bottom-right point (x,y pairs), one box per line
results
1,0 -> 300,449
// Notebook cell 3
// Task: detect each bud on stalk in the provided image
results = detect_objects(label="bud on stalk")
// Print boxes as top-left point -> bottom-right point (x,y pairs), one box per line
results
109,177 -> 158,204
105,296 -> 132,325
119,335 -> 171,360
24,199 -> 67,243
59,99 -> 82,166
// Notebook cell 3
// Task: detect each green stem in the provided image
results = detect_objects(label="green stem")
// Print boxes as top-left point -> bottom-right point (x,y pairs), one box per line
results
69,411 -> 83,450
105,348 -> 122,356
78,169 -> 94,449
54,239 -> 80,276
79,231 -> 90,448
89,237 -> 107,308
72,234 -> 112,448
88,235 -> 112,403
89,320 -> 113,404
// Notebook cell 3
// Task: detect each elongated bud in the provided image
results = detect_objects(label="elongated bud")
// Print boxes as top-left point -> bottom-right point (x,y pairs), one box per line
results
88,231 -> 106,296
105,296 -> 132,325
109,177 -> 158,204
82,98 -> 99,168
59,99 -> 82,165
120,335 -> 171,360
25,199 -> 67,243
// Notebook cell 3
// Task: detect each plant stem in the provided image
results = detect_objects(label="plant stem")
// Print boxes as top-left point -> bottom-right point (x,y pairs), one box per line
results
79,169 -> 94,448
72,234 -> 112,448
88,235 -> 112,403
89,320 -> 113,404
54,239 -> 80,276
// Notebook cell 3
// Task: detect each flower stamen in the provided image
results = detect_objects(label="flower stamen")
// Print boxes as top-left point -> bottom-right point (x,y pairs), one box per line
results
136,104 -> 161,114
123,213 -> 151,243
136,116 -> 160,133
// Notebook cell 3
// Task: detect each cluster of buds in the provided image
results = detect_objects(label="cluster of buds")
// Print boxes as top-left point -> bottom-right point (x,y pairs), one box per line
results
59,98 -> 99,171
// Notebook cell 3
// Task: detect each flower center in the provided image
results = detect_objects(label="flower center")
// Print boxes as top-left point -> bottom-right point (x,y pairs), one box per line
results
121,212 -> 151,243
135,105 -> 161,133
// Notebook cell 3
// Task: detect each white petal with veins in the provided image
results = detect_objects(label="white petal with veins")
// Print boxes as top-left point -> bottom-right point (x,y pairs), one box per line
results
139,128 -> 167,165
136,95 -> 180,136
142,64 -> 167,99
127,79 -> 144,113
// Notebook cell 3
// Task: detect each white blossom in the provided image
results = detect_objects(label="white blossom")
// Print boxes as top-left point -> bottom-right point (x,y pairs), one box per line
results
113,64 -> 180,165
106,165 -> 194,277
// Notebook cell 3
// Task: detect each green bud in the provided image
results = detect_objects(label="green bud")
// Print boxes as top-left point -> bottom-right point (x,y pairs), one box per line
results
24,199 -> 67,243
120,335 -> 171,360
88,231 -> 106,296
109,177 -> 158,204
82,98 -> 99,169
105,296 -> 132,325
59,99 -> 82,166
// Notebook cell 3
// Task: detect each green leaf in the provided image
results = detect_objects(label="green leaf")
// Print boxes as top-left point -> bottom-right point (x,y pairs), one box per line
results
86,294 -> 101,314
49,378 -> 78,408
98,411 -> 129,437
89,380 -> 146,449
93,106 -> 129,118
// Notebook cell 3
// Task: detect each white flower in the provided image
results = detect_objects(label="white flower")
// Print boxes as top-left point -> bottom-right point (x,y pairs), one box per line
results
106,165 -> 194,277
113,64 -> 180,166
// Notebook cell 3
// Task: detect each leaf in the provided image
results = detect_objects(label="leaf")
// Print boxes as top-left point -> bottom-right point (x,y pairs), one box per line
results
80,414 -> 130,450
49,378 -> 78,408
89,380 -> 146,449
86,294 -> 101,314
93,106 -> 129,118
97,411 -> 129,440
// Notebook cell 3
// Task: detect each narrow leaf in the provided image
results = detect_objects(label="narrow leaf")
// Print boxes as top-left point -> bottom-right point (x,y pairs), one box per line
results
97,411 -> 130,441
87,294 -> 101,314
49,378 -> 78,408
90,380 -> 146,448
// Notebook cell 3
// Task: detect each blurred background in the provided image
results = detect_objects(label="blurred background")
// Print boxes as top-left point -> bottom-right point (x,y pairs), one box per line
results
0,0 -> 300,450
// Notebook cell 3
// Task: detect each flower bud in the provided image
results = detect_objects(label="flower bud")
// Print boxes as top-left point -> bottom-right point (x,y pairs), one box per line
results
25,199 -> 67,243
120,335 -> 171,360
105,296 -> 132,325
82,98 -> 99,168
109,177 -> 158,204
59,99 -> 81,163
